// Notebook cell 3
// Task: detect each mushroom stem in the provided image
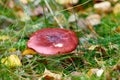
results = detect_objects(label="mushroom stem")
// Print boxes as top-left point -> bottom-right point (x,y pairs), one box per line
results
44,0 -> 64,29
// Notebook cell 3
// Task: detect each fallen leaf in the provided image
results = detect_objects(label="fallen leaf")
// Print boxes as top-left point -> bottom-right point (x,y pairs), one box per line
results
114,26 -> 120,33
87,68 -> 104,77
20,0 -> 28,4
7,0 -> 15,8
71,71 -> 82,76
105,71 -> 112,80
77,18 -> 88,31
86,14 -> 101,26
77,18 -> 99,37
1,54 -> 22,68
0,35 -> 9,41
38,69 -> 62,80
68,14 -> 78,22
22,48 -> 36,56
32,6 -> 48,16
96,69 -> 104,77
87,68 -> 99,77
113,3 -> 120,15
112,63 -> 120,71
94,1 -> 112,13
63,77 -> 71,80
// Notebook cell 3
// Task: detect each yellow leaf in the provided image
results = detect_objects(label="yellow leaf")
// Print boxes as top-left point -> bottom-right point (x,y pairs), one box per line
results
0,35 -> 9,41
22,48 -> 36,56
38,69 -> 62,80
1,54 -> 22,68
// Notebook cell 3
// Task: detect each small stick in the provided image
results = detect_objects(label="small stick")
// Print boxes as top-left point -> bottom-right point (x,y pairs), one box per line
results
44,0 -> 64,29
86,20 -> 99,37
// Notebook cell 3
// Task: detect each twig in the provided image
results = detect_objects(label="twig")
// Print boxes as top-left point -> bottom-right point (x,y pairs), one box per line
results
57,0 -> 91,13
44,0 -> 63,28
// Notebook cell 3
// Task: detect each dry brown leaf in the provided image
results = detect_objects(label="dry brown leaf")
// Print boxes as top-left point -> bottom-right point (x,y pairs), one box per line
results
7,0 -> 15,8
1,54 -> 22,68
77,18 -> 88,31
113,3 -> 120,15
70,71 -> 82,76
86,14 -> 101,26
94,1 -> 112,13
77,18 -> 99,37
32,6 -> 48,16
112,63 -> 120,71
114,26 -> 120,33
38,69 -> 62,80
22,48 -> 36,56
20,0 -> 28,4
105,71 -> 112,80
87,68 -> 104,77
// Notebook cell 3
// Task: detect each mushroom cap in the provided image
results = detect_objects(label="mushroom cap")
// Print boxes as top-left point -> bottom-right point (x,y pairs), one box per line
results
27,28 -> 78,56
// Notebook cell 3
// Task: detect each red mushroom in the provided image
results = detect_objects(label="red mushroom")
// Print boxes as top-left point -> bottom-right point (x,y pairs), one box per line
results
27,28 -> 78,56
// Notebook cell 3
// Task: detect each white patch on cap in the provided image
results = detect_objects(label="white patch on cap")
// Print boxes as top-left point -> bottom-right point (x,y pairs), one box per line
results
54,43 -> 63,47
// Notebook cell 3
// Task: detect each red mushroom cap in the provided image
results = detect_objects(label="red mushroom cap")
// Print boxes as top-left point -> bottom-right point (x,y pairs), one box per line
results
27,28 -> 78,56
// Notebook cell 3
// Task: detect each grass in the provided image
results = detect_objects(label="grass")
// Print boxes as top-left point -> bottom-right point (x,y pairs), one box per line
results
0,0 -> 120,80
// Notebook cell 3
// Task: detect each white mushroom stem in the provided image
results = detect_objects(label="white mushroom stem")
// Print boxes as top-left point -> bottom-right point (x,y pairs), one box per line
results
44,0 -> 64,29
